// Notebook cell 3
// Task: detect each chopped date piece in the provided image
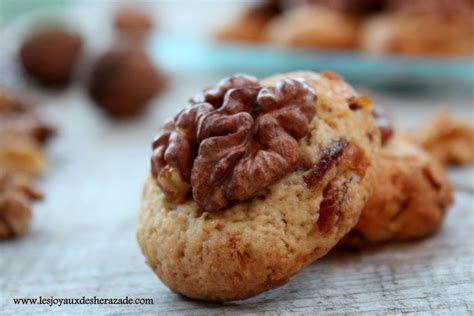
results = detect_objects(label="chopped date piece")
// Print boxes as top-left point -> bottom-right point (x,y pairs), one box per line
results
348,96 -> 372,111
317,181 -> 348,233
422,167 -> 441,191
304,140 -> 348,187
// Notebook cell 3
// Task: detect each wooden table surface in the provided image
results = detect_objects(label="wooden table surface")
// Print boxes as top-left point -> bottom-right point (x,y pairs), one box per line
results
1,3 -> 473,315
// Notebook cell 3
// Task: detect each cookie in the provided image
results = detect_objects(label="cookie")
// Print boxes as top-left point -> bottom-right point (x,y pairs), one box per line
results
361,11 -> 473,57
137,71 -> 381,301
265,5 -> 361,50
215,2 -> 281,44
340,133 -> 453,248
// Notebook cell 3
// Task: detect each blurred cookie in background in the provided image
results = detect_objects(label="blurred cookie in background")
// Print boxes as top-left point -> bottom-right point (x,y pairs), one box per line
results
265,5 -> 361,50
217,0 -> 473,58
361,0 -> 474,57
19,27 -> 83,87
215,0 -> 282,44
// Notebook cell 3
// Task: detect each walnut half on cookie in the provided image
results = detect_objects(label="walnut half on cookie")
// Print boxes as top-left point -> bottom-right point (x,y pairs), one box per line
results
138,71 -> 381,301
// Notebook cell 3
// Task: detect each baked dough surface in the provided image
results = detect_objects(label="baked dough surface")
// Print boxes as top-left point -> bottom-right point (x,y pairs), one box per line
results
137,71 -> 380,301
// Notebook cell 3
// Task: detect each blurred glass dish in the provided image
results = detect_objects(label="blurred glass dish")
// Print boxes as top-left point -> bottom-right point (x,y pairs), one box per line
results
0,0 -> 67,27
150,34 -> 474,88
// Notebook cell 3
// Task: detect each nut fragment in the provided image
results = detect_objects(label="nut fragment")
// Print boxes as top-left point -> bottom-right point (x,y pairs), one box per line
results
0,92 -> 55,144
0,137 -> 47,177
0,172 -> 42,239
152,75 -> 317,211
415,111 -> 474,165
0,91 -> 54,177
19,28 -> 82,86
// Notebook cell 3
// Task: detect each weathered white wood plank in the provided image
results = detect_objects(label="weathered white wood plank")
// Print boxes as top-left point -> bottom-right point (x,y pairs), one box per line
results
0,83 -> 472,315
1,191 -> 472,315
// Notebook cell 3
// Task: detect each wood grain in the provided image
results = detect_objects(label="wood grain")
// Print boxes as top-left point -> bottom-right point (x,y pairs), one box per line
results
0,84 -> 472,315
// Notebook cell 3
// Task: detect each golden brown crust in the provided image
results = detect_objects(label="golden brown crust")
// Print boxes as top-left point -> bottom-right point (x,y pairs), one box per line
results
265,5 -> 361,50
137,71 -> 380,301
361,12 -> 474,57
415,112 -> 474,166
215,7 -> 278,44
340,135 -> 453,248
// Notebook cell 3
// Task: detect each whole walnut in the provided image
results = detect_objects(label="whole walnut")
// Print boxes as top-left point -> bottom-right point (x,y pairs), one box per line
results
88,47 -> 163,118
151,74 -> 317,212
19,28 -> 83,86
